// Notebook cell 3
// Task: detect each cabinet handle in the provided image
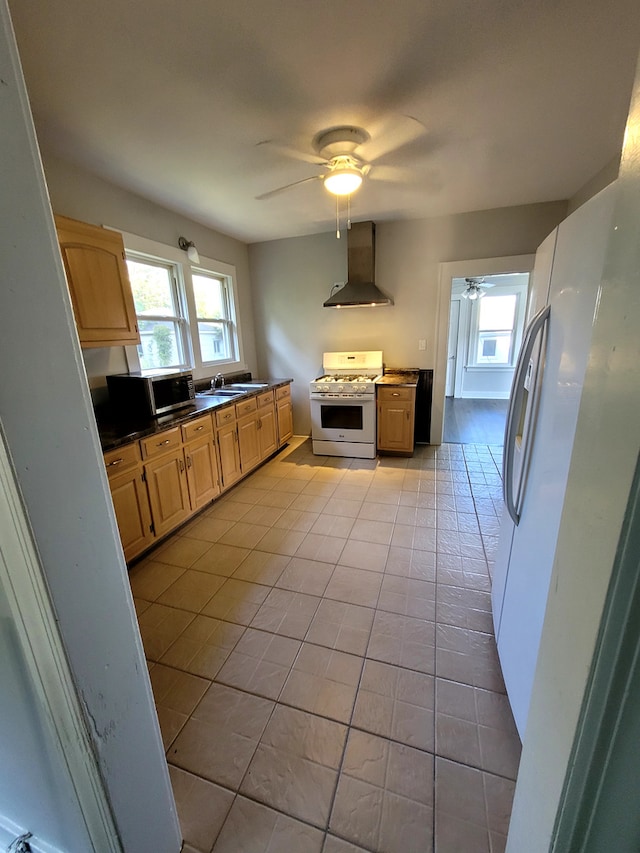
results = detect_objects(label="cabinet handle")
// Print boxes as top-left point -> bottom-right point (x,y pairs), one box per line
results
186,455 -> 192,468
107,458 -> 124,467
406,411 -> 410,420
194,425 -> 204,431
179,459 -> 185,472
258,418 -> 262,429
392,392 -> 400,396
157,438 -> 171,446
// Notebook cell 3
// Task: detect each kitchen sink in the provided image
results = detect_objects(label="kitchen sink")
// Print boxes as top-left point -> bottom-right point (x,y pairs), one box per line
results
196,389 -> 244,398
224,383 -> 269,390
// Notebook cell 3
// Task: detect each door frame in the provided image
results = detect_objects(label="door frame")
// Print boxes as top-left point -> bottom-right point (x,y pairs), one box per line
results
433,254 -> 535,444
445,297 -> 461,397
0,426 -> 120,851
551,455 -> 640,851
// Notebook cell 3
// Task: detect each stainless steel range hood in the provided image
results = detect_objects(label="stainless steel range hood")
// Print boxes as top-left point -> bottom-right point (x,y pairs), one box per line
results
323,221 -> 393,308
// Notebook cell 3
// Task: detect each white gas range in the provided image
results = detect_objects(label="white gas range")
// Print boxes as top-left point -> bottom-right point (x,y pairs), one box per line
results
309,351 -> 382,458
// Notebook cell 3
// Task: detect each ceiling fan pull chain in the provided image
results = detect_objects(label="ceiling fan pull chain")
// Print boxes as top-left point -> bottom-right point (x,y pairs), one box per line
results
336,195 -> 341,239
347,195 -> 352,230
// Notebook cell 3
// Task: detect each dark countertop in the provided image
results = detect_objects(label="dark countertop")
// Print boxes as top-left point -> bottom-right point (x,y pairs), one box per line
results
97,378 -> 292,452
376,369 -> 420,388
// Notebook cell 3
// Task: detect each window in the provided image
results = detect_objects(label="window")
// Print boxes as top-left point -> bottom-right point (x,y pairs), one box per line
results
192,272 -> 236,364
120,232 -> 244,379
470,293 -> 520,367
126,258 -> 188,371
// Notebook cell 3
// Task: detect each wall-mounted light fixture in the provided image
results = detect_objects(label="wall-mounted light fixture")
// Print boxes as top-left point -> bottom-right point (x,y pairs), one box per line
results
178,236 -> 200,264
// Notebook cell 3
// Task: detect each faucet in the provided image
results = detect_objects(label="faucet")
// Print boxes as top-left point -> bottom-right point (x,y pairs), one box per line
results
211,372 -> 225,390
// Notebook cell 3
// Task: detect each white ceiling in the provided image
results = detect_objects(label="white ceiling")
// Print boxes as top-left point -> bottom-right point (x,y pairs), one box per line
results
10,0 -> 640,244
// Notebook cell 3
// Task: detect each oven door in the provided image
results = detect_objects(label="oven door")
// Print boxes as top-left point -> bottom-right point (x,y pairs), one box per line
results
310,395 -> 375,443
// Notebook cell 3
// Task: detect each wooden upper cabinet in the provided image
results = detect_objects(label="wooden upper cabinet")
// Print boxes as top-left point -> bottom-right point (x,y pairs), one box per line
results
54,214 -> 140,348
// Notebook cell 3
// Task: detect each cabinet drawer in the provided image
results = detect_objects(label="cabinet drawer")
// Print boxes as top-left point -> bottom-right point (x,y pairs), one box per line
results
235,397 -> 257,418
181,413 -> 213,442
215,405 -> 237,428
377,386 -> 415,402
275,384 -> 291,401
140,427 -> 182,460
104,442 -> 141,478
257,390 -> 274,409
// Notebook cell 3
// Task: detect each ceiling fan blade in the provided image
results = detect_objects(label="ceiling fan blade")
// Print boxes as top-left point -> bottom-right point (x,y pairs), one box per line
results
256,175 -> 323,200
368,165 -> 414,183
355,115 -> 426,163
256,140 -> 327,166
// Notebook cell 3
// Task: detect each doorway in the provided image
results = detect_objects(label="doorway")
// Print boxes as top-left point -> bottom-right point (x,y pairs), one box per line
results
443,272 -> 528,444
432,255 -> 535,447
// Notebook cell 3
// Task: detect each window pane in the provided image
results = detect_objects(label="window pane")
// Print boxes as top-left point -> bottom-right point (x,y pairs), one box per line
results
127,259 -> 176,316
137,320 -> 182,370
198,321 -> 230,362
476,331 -> 512,364
193,274 -> 225,319
479,294 -> 516,331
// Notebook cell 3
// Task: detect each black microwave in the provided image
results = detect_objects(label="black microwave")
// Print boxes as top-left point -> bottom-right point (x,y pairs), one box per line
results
106,370 -> 195,418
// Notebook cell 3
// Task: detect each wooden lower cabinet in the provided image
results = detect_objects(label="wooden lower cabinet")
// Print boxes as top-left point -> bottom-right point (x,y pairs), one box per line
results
104,383 -> 294,561
144,447 -> 191,538
258,405 -> 278,459
217,421 -> 242,489
108,466 -> 154,561
276,385 -> 293,446
182,414 -> 219,510
377,386 -> 416,455
184,435 -> 220,510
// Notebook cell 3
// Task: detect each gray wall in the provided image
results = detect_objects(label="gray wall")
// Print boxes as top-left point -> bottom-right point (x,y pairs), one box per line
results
41,152 -> 259,400
249,201 -> 567,436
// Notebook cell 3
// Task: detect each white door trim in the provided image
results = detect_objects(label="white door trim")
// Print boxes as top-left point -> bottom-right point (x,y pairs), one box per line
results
0,425 -> 121,852
433,254 -> 535,444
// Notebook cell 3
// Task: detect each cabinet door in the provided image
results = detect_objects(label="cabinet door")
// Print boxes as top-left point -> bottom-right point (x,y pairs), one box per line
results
55,214 -> 140,348
377,402 -> 414,452
276,396 -> 293,446
258,406 -> 278,460
184,435 -> 220,510
217,422 -> 242,490
108,467 -> 154,562
144,448 -> 191,538
237,413 -> 261,473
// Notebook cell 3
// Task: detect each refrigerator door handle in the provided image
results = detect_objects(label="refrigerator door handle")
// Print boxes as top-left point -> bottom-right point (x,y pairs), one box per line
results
503,304 -> 550,525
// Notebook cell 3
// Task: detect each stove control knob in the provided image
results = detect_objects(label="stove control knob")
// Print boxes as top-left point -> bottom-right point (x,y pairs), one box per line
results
337,385 -> 344,392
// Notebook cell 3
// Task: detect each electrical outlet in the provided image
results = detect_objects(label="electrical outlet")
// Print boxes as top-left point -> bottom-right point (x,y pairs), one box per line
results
418,339 -> 426,351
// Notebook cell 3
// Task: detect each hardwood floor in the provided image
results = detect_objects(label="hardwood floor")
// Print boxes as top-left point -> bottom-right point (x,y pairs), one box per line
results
444,397 -> 508,445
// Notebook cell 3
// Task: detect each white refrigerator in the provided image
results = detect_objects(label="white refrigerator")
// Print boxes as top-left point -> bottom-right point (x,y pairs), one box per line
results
492,182 -> 616,739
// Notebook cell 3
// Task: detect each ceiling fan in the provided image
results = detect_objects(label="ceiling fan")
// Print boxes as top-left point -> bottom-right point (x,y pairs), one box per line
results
462,277 -> 495,300
255,120 -> 424,201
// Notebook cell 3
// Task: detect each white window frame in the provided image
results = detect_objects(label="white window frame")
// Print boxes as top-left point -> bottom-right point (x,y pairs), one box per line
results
118,231 -> 246,381
189,269 -> 238,368
467,285 -> 528,371
125,254 -> 192,372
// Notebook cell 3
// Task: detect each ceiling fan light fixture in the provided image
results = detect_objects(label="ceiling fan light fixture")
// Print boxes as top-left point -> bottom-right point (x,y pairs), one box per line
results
324,167 -> 363,196
462,277 -> 487,300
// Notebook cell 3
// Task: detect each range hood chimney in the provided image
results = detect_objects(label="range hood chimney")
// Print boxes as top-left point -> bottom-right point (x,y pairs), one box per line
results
323,221 -> 393,308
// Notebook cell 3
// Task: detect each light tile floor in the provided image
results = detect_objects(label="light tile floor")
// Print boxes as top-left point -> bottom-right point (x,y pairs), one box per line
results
130,437 -> 521,853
